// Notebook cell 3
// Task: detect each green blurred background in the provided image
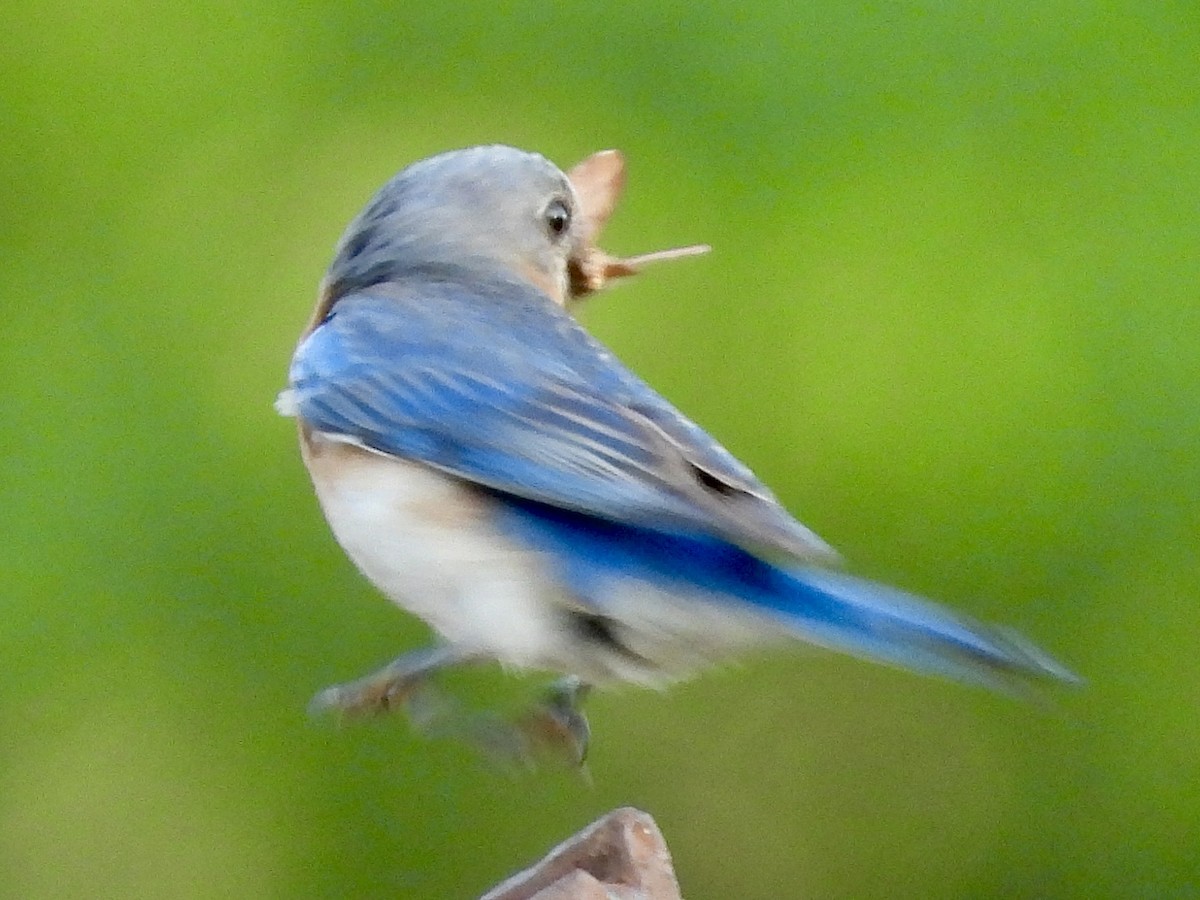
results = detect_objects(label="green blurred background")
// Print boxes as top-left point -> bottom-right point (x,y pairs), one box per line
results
2,2 -> 1197,897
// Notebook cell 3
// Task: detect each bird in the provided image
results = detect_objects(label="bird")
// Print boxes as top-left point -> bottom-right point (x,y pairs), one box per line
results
277,144 -> 1077,764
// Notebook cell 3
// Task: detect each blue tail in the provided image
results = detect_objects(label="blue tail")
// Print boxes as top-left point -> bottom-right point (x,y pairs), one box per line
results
496,496 -> 1080,690
755,565 -> 1080,690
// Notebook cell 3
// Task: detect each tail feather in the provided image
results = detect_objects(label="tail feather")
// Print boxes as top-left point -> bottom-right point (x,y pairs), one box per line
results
493,495 -> 1079,691
759,566 -> 1081,690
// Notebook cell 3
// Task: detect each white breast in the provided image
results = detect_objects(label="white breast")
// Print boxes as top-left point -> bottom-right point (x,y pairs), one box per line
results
300,430 -> 568,669
299,430 -> 784,686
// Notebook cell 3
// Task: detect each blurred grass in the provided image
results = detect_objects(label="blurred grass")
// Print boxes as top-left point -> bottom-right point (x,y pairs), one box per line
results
2,1 -> 1198,897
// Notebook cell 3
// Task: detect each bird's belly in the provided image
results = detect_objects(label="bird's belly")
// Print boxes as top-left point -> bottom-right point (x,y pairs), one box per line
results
300,432 -> 564,666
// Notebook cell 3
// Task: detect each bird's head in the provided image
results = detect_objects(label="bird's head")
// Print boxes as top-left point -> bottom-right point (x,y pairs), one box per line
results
310,145 -> 706,331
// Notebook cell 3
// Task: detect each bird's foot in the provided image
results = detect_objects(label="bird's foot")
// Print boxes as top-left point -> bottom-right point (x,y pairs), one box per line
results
310,652 -> 593,774
513,676 -> 593,769
446,676 -> 592,775
308,645 -> 463,721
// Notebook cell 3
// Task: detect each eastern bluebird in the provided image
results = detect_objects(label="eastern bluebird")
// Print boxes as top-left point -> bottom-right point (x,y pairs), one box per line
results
277,145 -> 1077,762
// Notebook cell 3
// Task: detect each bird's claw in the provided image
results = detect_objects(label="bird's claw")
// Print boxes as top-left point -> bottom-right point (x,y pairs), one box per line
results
310,657 -> 593,774
309,645 -> 462,721
447,677 -> 592,775
308,668 -> 432,720
513,676 -> 593,769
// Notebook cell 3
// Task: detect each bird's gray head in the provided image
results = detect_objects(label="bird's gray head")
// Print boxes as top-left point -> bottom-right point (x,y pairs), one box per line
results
324,145 -> 583,306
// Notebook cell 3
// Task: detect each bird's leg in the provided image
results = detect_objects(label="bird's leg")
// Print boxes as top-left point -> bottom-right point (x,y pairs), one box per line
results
308,644 -> 475,722
310,649 -> 595,772
515,676 -> 593,768
460,676 -> 594,774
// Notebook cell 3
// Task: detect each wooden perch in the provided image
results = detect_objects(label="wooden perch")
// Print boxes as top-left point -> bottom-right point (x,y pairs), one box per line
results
480,807 -> 683,900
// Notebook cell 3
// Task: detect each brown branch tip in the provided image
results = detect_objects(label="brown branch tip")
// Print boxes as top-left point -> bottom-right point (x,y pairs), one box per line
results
480,807 -> 683,900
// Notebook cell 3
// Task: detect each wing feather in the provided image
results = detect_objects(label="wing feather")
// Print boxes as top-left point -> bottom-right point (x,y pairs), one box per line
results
284,280 -> 836,562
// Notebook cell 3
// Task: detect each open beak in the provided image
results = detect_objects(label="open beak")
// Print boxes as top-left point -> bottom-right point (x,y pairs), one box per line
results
566,150 -> 709,302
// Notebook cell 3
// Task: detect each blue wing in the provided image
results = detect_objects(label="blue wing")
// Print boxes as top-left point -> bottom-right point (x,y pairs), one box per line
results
283,277 -> 835,561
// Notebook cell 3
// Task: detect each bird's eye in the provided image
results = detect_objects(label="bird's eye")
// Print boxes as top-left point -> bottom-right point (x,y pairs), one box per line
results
544,198 -> 571,239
